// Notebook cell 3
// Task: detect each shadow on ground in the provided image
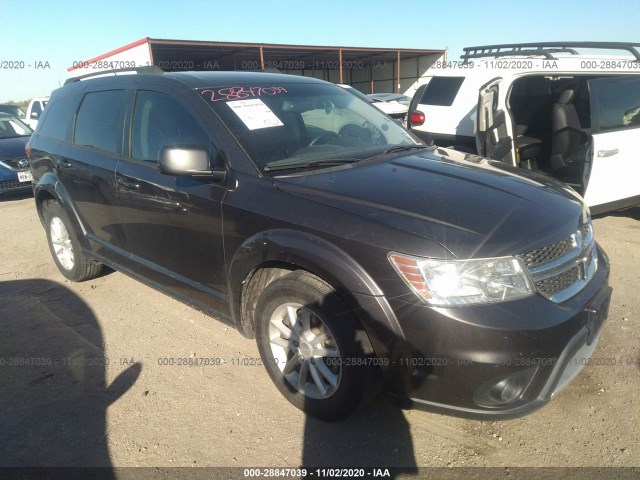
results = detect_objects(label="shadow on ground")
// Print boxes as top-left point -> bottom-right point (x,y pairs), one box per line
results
0,279 -> 140,470
593,206 -> 640,221
303,396 -> 416,472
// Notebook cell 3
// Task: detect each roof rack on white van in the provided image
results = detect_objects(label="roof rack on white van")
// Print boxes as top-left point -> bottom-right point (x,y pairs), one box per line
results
461,42 -> 640,63
64,66 -> 165,85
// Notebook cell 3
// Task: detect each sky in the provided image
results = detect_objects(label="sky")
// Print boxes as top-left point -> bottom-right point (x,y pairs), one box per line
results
1,0 -> 639,102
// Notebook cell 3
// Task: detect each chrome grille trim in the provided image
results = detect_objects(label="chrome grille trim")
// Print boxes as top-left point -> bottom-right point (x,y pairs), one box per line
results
520,221 -> 597,303
522,236 -> 577,269
0,158 -> 29,170
0,179 -> 32,190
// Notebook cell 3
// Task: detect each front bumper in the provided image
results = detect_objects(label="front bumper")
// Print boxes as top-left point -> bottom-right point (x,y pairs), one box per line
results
0,170 -> 33,195
383,246 -> 611,419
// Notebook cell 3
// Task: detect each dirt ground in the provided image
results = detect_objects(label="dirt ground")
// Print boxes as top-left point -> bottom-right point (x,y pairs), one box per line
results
1,193 -> 638,475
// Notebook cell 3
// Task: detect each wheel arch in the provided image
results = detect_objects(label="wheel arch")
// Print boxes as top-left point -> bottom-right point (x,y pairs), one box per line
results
227,229 -> 404,357
34,173 -> 90,251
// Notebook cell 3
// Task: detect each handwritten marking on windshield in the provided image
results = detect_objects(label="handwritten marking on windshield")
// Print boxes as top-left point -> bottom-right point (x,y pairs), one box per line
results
201,86 -> 287,102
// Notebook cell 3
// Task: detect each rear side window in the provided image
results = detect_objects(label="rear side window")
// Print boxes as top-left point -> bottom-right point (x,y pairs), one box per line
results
131,90 -> 212,162
75,90 -> 126,154
420,77 -> 465,106
31,101 -> 43,116
38,95 -> 78,142
590,78 -> 640,132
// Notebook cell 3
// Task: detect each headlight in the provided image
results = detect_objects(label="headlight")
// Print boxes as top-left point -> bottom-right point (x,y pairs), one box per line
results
389,253 -> 535,306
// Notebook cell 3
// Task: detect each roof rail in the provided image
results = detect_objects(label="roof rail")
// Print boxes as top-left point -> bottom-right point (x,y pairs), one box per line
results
64,66 -> 164,85
461,42 -> 640,63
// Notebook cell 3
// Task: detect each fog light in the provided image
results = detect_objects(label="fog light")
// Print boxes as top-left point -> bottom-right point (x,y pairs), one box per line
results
474,367 -> 537,407
491,378 -> 523,403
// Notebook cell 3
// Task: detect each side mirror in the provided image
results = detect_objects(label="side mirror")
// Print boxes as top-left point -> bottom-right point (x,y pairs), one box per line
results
158,145 -> 226,181
30,111 -> 39,120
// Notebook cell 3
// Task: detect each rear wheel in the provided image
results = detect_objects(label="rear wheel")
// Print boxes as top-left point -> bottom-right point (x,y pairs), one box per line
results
255,271 -> 379,421
42,199 -> 102,282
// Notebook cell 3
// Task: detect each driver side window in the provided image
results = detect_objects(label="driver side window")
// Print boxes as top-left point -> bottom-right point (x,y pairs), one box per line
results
131,90 -> 214,162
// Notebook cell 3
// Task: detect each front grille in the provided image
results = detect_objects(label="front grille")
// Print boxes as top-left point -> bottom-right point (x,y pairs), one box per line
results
522,237 -> 575,269
521,220 -> 597,303
535,266 -> 581,296
0,179 -> 32,191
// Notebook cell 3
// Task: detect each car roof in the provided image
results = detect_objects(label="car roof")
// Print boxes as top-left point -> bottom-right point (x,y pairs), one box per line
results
53,71 -> 333,101
461,41 -> 640,62
63,70 -> 327,90
424,53 -> 640,78
167,71 -> 326,87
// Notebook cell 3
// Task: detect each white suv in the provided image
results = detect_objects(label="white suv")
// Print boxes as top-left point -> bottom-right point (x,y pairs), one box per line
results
406,42 -> 640,214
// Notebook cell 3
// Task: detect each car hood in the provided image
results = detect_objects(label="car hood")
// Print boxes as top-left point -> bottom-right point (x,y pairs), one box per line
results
372,101 -> 408,115
0,136 -> 30,161
273,147 -> 587,259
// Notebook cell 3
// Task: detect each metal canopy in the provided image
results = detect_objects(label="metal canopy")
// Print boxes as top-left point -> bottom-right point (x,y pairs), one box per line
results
148,38 -> 442,70
145,38 -> 444,93
66,38 -> 445,94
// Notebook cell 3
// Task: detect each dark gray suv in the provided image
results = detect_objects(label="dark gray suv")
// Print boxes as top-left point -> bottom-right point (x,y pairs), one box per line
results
27,69 -> 611,420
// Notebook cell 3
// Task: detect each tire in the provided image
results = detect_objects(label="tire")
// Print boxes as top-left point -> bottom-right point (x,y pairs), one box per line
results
42,199 -> 102,282
255,270 -> 378,421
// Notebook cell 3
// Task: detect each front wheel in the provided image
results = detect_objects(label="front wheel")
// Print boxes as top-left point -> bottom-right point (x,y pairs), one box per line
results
255,271 -> 379,421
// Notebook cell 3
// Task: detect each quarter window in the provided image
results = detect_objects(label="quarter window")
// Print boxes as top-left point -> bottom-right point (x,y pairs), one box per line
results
38,95 -> 78,142
420,77 -> 465,106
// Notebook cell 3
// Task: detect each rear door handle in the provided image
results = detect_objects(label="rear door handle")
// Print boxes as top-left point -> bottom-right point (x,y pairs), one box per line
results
58,159 -> 72,168
597,148 -> 619,158
116,176 -> 140,190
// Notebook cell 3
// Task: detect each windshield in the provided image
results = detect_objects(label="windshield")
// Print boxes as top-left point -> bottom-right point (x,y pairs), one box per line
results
0,115 -> 33,138
198,82 -> 421,172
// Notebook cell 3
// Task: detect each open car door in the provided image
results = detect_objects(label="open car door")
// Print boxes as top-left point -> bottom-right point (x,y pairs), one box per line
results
583,77 -> 640,213
476,78 -> 515,165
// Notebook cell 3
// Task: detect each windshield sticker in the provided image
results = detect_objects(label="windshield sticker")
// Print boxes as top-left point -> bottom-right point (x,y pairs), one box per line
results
201,86 -> 287,102
227,99 -> 284,130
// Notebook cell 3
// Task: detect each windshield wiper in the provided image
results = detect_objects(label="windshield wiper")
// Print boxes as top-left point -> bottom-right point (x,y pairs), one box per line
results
362,144 -> 431,160
264,145 -> 430,172
264,158 -> 359,172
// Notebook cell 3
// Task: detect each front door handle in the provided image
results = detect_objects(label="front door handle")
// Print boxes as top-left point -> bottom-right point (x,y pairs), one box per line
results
597,148 -> 619,158
116,176 -> 140,190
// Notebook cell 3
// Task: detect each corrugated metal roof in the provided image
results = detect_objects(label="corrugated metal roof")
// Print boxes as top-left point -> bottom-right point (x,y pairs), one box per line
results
146,37 -> 445,54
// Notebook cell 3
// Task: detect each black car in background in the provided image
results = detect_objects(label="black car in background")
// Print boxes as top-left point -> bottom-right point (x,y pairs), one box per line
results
27,70 -> 611,421
0,113 -> 33,195
0,104 -> 27,118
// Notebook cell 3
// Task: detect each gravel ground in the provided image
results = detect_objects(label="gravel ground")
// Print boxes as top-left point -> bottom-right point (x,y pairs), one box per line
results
0,193 -> 638,476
